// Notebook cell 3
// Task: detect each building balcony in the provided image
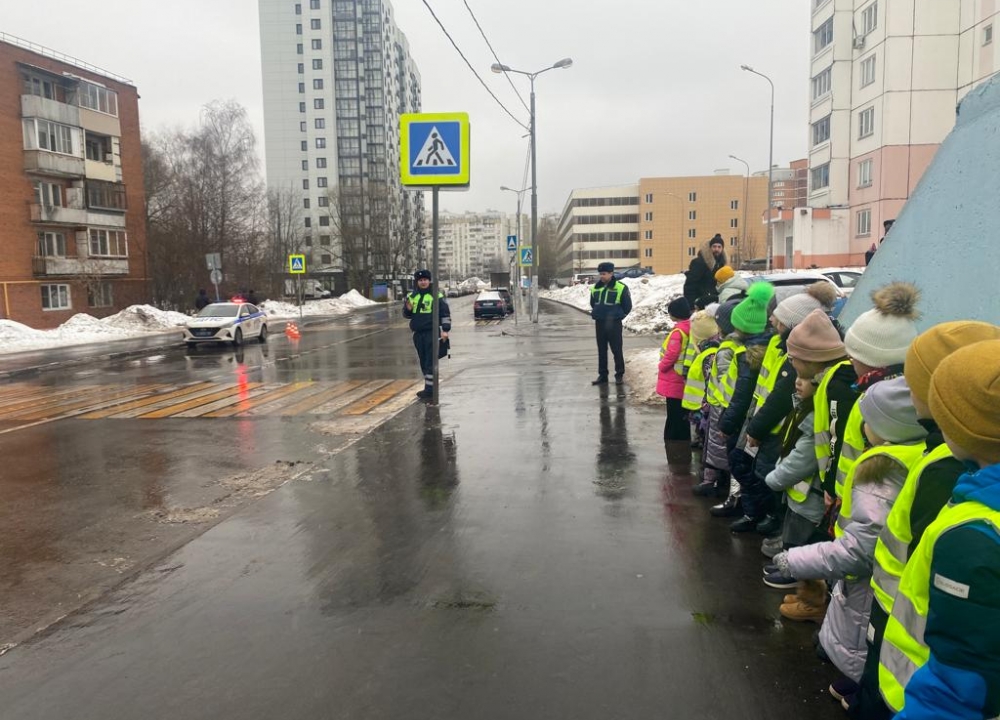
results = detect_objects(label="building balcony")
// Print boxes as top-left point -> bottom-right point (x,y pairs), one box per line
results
32,256 -> 129,277
85,158 -> 118,183
23,150 -> 85,178
30,202 -> 88,225
21,94 -> 80,127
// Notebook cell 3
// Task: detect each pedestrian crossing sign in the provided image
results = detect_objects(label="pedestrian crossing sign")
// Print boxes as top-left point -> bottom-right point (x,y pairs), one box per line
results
507,235 -> 517,252
289,254 -> 306,274
400,113 -> 471,188
519,247 -> 533,267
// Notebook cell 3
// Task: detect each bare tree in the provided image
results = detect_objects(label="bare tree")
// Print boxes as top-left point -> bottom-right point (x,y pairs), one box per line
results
732,230 -> 761,269
326,182 -> 398,295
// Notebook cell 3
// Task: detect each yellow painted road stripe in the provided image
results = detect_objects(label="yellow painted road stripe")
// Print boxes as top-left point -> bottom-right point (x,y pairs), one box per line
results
138,383 -> 261,419
79,383 -> 216,419
0,385 -> 96,412
342,380 -> 419,416
14,385 -> 168,421
0,385 -> 124,419
206,381 -> 316,417
305,380 -> 393,415
171,383 -> 286,418
0,384 -> 44,402
273,380 -> 365,416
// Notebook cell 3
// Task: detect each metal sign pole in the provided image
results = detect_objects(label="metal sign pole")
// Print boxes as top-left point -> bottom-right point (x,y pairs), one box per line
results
431,187 -> 441,405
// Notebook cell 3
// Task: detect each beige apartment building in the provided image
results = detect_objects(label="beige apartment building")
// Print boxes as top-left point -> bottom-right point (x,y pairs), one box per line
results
637,174 -> 768,275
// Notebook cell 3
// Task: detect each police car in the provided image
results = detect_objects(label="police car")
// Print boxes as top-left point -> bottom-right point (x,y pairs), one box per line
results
183,301 -> 268,346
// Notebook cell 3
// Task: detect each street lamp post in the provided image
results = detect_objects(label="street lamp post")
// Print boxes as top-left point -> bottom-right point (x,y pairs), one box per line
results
492,58 -> 573,322
729,154 -> 750,266
500,184 -> 528,324
740,65 -> 775,272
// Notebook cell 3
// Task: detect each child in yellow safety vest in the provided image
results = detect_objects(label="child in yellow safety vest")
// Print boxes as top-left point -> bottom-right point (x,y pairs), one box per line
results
683,310 -> 721,451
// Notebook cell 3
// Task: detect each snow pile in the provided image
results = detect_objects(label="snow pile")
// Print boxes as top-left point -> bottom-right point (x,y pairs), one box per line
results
0,320 -> 48,345
541,273 -> 688,334
625,348 -> 663,405
59,313 -> 133,337
0,305 -> 187,354
337,289 -> 377,307
102,305 -> 190,331
260,289 -> 376,318
458,277 -> 488,294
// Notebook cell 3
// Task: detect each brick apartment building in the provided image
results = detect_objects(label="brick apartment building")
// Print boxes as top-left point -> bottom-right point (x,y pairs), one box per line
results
0,35 -> 147,329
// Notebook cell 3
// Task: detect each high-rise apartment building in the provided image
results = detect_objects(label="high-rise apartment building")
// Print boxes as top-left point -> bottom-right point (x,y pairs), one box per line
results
437,211 -> 524,281
258,0 -> 423,291
0,35 -> 147,329
790,0 -> 1000,267
555,185 -> 640,281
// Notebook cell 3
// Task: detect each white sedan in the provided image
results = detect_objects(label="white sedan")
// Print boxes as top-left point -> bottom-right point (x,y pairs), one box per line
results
183,302 -> 268,346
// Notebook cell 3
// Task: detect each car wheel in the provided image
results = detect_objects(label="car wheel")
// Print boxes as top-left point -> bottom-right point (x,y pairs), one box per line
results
232,328 -> 243,347
259,324 -> 268,343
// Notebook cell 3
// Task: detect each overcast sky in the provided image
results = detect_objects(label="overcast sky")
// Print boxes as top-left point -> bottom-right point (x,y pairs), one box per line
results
5,0 -> 809,215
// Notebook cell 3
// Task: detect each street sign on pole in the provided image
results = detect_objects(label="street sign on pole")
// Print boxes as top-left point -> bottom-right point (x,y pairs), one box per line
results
209,269 -> 222,286
205,253 -> 221,271
289,254 -> 306,274
519,247 -> 534,267
506,235 -> 517,252
400,113 -> 471,188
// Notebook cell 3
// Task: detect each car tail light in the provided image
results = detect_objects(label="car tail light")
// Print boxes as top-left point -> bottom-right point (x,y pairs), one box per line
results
474,302 -> 481,308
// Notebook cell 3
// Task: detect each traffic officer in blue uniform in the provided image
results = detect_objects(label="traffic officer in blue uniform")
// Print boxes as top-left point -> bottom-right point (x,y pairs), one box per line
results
403,269 -> 451,399
589,262 -> 633,385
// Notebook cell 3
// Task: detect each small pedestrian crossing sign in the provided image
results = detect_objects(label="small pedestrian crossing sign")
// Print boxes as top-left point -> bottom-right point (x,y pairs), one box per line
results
519,247 -> 533,267
507,235 -> 517,252
289,254 -> 306,274
400,113 -> 470,188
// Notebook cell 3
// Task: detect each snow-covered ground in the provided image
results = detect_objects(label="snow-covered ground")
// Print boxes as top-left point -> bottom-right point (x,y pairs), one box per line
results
0,290 -> 379,356
541,273 -> 687,334
625,348 -> 663,405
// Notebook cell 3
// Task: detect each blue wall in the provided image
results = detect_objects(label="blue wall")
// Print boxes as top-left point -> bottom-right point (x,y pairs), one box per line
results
840,74 -> 1000,331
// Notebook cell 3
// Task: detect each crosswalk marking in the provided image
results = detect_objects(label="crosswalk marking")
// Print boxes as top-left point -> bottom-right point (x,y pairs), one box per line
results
138,383 -> 262,419
79,383 -> 216,419
342,380 -> 420,415
203,381 -> 316,418
275,380 -> 366,416
13,385 -> 169,422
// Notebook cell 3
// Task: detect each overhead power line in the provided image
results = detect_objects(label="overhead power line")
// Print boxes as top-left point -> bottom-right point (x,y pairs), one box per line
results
420,0 -> 529,131
461,0 -> 530,113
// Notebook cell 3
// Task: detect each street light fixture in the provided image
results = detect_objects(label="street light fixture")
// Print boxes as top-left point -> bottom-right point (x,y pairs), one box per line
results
491,58 -> 573,322
740,64 -> 775,272
728,154 -> 751,266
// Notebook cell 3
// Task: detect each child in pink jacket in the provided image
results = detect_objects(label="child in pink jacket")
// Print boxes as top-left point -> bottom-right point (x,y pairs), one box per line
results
658,297 -> 694,442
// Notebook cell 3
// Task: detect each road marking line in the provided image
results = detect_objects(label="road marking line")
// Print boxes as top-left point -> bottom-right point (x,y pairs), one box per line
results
138,384 -> 262,419
0,384 -> 106,412
79,383 -> 216,419
13,385 -> 170,421
306,380 -> 393,415
202,381 -> 315,417
0,385 -> 127,419
273,380 -> 366,416
341,380 -> 420,415
171,383 -> 285,418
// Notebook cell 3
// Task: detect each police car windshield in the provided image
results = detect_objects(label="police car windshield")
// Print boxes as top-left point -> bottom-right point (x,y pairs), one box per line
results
197,304 -> 240,318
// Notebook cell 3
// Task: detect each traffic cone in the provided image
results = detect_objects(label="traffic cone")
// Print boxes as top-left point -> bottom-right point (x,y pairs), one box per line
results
285,322 -> 300,339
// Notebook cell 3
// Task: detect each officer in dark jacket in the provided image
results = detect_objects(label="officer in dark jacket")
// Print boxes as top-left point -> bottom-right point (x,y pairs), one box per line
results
195,288 -> 210,311
683,235 -> 727,306
589,262 -> 633,385
403,269 -> 451,400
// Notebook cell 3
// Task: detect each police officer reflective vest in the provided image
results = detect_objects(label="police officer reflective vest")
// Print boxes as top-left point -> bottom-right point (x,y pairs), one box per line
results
835,442 -> 926,541
813,360 -> 854,477
407,291 -> 443,315
660,327 -> 697,376
871,443 -> 954,614
591,282 -> 625,307
878,499 -> 1000,713
682,347 -> 718,411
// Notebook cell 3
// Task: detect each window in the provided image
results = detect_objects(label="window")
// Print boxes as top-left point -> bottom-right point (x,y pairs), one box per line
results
644,211 -> 653,221
304,217 -> 312,228
730,218 -> 739,228
88,283 -> 114,309
312,59 -> 323,70
317,176 -> 328,187
41,284 -> 70,311
321,254 -> 332,264
688,247 -> 697,257
858,158 -> 873,188
859,107 -> 875,138
311,39 -> 322,50
856,55 -> 876,89
812,67 -> 832,99
319,235 -> 331,246
296,23 -> 303,34
812,115 -> 831,145
298,63 -> 304,74
644,248 -> 653,258
299,102 -> 306,113
311,0 -> 321,7
22,72 -> 65,102
297,43 -> 303,54
295,3 -> 302,14
304,236 -> 313,247
30,119 -> 75,155
315,138 -> 326,148
814,18 -> 833,54
86,180 -> 127,210
985,24 -> 994,46
303,179 -> 310,189
730,200 -> 739,210
319,216 -> 330,226
37,231 -> 66,256
301,160 -> 309,170
300,121 -> 307,132
644,193 -> 653,203
301,140 -> 308,151
298,82 -> 305,93
316,157 -> 327,168
688,210 -> 696,221
687,228 -> 697,238
78,82 -> 118,116
688,192 -> 697,202
314,98 -> 325,109
730,237 -> 738,246
861,2 -> 878,35
318,196 -> 329,207
303,198 -> 311,209
311,19 -> 321,29
811,163 -> 830,190
644,230 -> 653,240
34,180 -> 63,207
88,229 -> 128,257
313,78 -> 324,90
314,118 -> 326,130
856,208 -> 872,236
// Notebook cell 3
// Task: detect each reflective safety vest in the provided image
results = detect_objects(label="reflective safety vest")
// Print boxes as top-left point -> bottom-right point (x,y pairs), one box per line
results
682,347 -> 718,410
836,402 -> 867,502
708,341 -> 742,408
871,443 -> 954,614
660,327 -> 697,376
785,415 -> 821,504
813,360 -> 854,477
715,345 -> 747,408
750,334 -> 787,435
835,442 -> 926,540
407,291 -> 443,314
878,499 -> 1000,712
591,281 -> 625,306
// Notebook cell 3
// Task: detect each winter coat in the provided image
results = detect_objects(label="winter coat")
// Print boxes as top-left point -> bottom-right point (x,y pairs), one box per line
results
785,453 -> 909,681
819,362 -> 860,497
748,354 -> 798,480
766,407 -> 825,525
704,404 -> 730,471
590,279 -> 633,322
656,319 -> 690,399
718,332 -> 772,437
893,462 -> 1000,720
403,290 -> 452,333
683,241 -> 727,305
717,276 -> 748,304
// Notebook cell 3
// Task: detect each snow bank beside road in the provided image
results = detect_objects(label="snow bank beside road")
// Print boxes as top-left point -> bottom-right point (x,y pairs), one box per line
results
260,290 -> 377,318
541,273 -> 687,334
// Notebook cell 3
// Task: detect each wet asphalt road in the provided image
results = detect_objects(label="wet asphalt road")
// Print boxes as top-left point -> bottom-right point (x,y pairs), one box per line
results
0,300 -> 844,719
